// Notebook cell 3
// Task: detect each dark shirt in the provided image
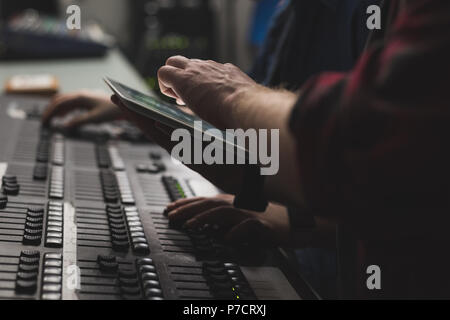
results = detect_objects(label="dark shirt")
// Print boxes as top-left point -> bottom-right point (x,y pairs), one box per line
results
290,0 -> 450,298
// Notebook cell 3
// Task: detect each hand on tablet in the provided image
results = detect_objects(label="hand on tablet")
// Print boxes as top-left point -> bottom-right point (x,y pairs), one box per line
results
111,94 -> 246,195
42,91 -> 122,129
157,56 -> 259,129
165,194 -> 291,246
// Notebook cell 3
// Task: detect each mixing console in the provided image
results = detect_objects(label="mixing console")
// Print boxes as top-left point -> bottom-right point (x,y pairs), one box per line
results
0,94 -> 311,300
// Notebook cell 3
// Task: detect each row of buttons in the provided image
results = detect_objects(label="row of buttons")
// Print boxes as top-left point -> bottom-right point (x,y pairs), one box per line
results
41,253 -> 63,300
136,258 -> 164,300
100,255 -> 143,299
45,201 -> 64,248
106,204 -> 130,252
115,171 -> 135,205
52,135 -> 65,165
99,169 -> 120,203
49,166 -> 64,199
96,143 -> 112,168
108,145 -> 125,171
123,206 -> 150,255
96,256 -> 161,300
22,206 -> 44,246
15,250 -> 40,295
97,254 -> 120,273
202,261 -> 255,300
2,174 -> 20,196
36,131 -> 51,163
162,176 -> 186,201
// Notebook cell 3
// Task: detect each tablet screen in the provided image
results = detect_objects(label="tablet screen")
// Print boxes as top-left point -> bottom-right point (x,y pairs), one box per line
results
105,78 -> 247,155
105,78 -> 218,132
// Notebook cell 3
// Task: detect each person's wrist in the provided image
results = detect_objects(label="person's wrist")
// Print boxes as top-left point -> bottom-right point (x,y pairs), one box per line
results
224,84 -> 261,129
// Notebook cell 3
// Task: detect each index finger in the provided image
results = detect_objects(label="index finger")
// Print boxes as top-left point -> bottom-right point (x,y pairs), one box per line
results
166,55 -> 190,69
157,65 -> 187,100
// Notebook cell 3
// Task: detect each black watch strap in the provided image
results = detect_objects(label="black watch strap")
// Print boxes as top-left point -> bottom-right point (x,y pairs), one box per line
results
233,164 -> 268,212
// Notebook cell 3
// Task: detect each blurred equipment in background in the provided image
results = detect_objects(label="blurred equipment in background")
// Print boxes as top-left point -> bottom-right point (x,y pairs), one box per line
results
249,0 -> 279,50
0,0 -> 59,20
4,74 -> 59,95
0,9 -> 113,59
130,0 -> 215,93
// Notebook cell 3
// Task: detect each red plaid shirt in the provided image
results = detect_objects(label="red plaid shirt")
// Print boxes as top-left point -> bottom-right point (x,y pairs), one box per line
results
290,0 -> 450,297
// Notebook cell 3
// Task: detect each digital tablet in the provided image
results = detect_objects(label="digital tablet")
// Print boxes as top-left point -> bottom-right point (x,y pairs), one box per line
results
104,77 -> 247,154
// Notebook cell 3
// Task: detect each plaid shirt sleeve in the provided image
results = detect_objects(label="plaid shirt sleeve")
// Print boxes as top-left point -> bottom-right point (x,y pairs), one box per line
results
289,0 -> 450,233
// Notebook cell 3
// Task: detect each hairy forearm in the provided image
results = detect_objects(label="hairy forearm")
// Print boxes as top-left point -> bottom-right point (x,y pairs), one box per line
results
227,85 -> 296,130
227,86 -> 305,208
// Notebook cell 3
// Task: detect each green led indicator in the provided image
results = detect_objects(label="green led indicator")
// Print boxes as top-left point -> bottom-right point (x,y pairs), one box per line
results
175,183 -> 186,198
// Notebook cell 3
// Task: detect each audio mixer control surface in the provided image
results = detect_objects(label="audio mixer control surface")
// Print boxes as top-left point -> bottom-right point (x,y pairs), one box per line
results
0,94 -> 310,300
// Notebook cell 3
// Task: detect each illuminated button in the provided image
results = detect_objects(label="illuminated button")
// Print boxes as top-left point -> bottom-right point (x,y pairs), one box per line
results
48,210 -> 63,217
44,267 -> 62,275
45,253 -> 62,260
42,284 -> 62,293
47,216 -> 63,222
47,221 -> 62,227
129,226 -> 144,233
130,232 -> 145,238
143,280 -> 160,289
133,243 -> 150,255
144,288 -> 162,297
141,272 -> 158,281
139,265 -> 156,274
132,237 -> 147,244
26,216 -> 43,223
42,293 -> 61,300
47,226 -> 63,233
136,258 -> 153,266
43,276 -> 62,284
45,237 -> 63,248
